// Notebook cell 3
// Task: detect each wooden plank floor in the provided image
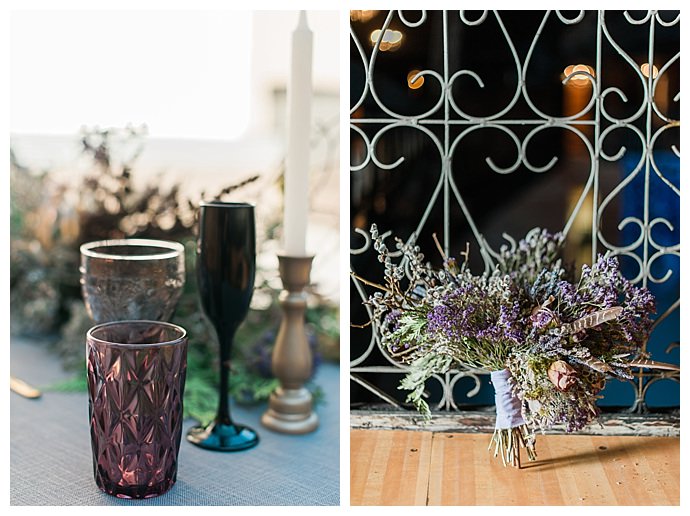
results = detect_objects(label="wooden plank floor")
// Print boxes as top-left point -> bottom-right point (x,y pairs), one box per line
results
350,430 -> 680,506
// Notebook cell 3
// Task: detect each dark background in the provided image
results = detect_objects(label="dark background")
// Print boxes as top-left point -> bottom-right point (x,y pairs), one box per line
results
350,10 -> 680,410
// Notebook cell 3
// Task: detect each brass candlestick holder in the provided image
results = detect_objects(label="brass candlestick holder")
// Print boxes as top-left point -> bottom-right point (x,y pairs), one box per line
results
261,255 -> 318,434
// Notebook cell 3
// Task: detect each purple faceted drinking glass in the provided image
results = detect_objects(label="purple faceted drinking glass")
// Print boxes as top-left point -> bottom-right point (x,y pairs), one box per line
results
86,320 -> 188,499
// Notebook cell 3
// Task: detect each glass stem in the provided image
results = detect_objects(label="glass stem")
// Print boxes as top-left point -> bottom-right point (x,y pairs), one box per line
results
217,331 -> 233,425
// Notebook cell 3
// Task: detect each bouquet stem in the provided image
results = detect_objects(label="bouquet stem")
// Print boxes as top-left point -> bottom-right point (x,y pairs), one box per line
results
489,425 -> 536,467
490,368 -> 537,467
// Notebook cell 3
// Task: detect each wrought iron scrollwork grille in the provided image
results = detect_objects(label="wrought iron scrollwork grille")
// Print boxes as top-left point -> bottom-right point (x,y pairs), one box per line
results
350,10 -> 679,414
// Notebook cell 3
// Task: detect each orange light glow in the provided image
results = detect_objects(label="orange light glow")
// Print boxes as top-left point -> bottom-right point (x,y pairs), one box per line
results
407,70 -> 424,89
640,63 -> 659,79
370,29 -> 403,51
350,10 -> 378,23
563,64 -> 595,86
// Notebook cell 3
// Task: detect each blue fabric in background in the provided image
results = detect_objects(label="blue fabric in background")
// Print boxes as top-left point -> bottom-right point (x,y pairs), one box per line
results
599,150 -> 680,407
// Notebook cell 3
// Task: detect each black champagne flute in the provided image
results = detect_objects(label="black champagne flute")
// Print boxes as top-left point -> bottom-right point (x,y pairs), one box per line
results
186,201 -> 259,451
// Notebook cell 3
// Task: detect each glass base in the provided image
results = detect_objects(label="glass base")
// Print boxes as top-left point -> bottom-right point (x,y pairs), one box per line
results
96,476 -> 176,499
186,420 -> 259,452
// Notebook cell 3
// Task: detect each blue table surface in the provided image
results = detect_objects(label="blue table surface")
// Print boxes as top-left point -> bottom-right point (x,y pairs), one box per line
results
10,336 -> 340,506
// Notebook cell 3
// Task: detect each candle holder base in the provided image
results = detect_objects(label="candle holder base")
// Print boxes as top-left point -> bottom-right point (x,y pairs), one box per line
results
261,387 -> 318,434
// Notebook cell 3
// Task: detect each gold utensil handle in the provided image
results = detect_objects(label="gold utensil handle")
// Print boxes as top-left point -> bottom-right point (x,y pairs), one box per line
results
10,375 -> 42,399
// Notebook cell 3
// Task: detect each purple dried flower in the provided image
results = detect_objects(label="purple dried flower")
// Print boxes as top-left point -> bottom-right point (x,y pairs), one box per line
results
530,309 -> 554,329
383,309 -> 402,332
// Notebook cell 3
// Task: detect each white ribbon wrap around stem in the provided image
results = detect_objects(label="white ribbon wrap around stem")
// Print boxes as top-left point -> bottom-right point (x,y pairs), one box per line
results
491,368 -> 525,429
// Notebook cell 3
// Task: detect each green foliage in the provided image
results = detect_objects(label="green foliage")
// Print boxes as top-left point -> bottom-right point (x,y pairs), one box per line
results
399,354 -> 453,420
182,375 -> 223,424
44,374 -> 88,393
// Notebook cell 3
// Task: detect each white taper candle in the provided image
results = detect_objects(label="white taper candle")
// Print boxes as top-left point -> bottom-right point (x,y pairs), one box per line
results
284,10 -> 313,256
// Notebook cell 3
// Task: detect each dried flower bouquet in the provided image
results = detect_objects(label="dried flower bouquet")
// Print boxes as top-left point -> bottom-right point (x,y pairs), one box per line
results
357,225 -> 655,467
